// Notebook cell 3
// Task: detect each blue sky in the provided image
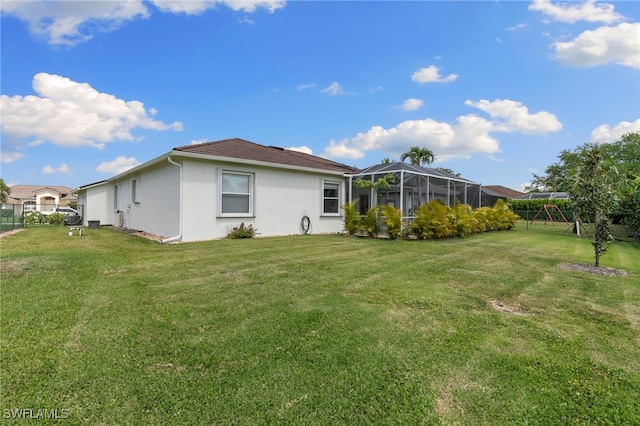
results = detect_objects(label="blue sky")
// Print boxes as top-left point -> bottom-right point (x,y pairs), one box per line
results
1,0 -> 639,191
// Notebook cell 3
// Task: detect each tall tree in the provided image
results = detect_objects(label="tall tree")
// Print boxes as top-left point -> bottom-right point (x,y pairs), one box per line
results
531,132 -> 640,192
570,145 -> 620,267
0,179 -> 10,203
400,146 -> 436,166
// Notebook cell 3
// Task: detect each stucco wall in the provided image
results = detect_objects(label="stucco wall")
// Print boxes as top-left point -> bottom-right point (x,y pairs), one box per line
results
180,158 -> 346,242
112,162 -> 180,239
79,185 -> 112,226
80,157 -> 347,242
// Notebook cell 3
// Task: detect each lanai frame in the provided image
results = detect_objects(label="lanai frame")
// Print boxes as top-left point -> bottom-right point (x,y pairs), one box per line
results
347,162 -> 482,220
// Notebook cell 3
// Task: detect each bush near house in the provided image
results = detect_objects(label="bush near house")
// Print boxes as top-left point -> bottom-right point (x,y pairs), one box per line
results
226,222 -> 257,239
22,211 -> 45,225
346,199 -> 519,240
46,212 -> 65,226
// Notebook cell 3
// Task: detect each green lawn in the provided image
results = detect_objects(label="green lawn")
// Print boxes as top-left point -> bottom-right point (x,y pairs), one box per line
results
1,224 -> 639,425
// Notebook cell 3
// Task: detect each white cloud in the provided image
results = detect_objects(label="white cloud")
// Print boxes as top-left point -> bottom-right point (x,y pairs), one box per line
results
321,82 -> 346,96
529,0 -> 624,24
323,99 -> 562,161
0,0 -> 285,46
396,98 -> 424,111
411,66 -> 458,84
590,118 -> 640,143
0,148 -> 25,164
151,0 -> 285,14
287,145 -> 313,155
369,86 -> 383,94
0,0 -> 150,46
323,139 -> 365,159
191,139 -> 209,145
296,83 -> 317,91
96,156 -> 141,175
553,23 -> 640,69
506,23 -> 529,31
42,163 -> 71,174
464,99 -> 563,134
0,73 -> 183,151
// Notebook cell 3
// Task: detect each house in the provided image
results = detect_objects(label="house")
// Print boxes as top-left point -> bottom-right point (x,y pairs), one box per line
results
481,185 -> 525,206
4,185 -> 78,215
76,138 -> 359,243
77,138 -> 488,242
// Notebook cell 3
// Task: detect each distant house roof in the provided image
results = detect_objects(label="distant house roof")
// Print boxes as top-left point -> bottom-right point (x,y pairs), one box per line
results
482,185 -> 525,199
6,185 -> 76,205
174,138 -> 359,174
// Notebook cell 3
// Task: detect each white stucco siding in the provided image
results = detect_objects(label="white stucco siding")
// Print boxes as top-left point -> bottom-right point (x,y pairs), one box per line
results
118,162 -> 180,239
80,184 -> 112,226
179,159 -> 346,242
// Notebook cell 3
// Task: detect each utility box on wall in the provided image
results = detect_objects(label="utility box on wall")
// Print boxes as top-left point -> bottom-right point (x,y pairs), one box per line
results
88,220 -> 100,229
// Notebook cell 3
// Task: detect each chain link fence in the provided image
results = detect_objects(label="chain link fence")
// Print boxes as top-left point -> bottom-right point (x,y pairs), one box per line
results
0,204 -> 84,233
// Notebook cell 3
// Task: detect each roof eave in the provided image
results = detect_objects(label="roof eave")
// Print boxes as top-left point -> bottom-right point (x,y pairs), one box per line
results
171,150 -> 352,176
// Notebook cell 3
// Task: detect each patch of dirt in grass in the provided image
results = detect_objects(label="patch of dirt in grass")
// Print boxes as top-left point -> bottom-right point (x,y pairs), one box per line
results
435,373 -> 480,422
0,228 -> 25,238
488,299 -> 528,316
559,262 -> 628,277
108,226 -> 166,243
147,362 -> 187,373
1,258 -> 31,273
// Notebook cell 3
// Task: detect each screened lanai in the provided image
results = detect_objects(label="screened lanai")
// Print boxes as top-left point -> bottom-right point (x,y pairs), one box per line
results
348,162 -> 482,217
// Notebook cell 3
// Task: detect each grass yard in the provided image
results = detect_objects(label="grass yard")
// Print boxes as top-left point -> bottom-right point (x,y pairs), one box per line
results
1,223 -> 639,425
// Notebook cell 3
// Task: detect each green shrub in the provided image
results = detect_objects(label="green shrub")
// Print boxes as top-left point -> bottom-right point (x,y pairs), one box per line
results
342,200 -> 361,236
46,212 -> 65,225
381,204 -> 403,240
22,211 -> 44,225
226,223 -> 257,239
409,200 -> 454,240
491,199 -> 519,230
362,207 -> 381,238
508,199 -> 575,221
450,203 -> 479,237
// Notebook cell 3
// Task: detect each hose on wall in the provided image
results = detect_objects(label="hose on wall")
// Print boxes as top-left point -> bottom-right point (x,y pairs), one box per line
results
301,216 -> 311,234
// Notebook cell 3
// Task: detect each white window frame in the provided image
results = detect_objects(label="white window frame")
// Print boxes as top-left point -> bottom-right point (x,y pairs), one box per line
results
219,170 -> 254,217
114,185 -> 119,211
322,179 -> 342,216
131,178 -> 140,204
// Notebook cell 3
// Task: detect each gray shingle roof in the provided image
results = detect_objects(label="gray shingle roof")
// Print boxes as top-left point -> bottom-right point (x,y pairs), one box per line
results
174,138 -> 359,174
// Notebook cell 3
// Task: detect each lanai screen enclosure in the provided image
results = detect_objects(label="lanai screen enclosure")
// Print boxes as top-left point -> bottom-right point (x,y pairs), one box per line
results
348,162 -> 482,218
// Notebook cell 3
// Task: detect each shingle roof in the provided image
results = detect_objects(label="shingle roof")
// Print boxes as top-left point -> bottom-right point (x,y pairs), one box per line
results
173,138 -> 359,174
483,185 -> 525,199
6,185 -> 76,204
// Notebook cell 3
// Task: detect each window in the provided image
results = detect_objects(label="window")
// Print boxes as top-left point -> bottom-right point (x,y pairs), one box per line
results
323,180 -> 340,215
114,185 -> 118,210
220,171 -> 253,216
131,179 -> 139,203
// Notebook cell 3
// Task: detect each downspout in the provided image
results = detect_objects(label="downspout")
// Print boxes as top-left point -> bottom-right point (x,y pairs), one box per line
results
162,156 -> 183,243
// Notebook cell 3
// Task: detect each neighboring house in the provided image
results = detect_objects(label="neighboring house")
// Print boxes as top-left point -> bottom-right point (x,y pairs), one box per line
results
4,185 -> 77,215
76,138 -> 359,243
481,185 -> 525,206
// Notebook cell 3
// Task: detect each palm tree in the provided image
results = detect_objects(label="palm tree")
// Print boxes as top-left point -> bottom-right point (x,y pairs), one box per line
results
400,146 -> 435,166
400,147 -> 436,209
